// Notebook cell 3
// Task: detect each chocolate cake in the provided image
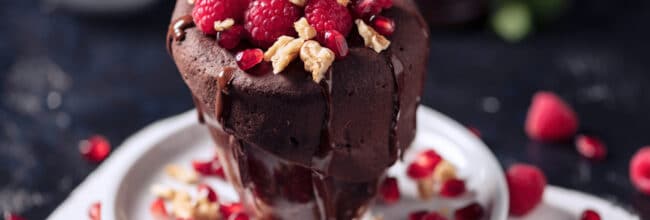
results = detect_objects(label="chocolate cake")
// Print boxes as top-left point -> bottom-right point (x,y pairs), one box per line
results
168,0 -> 429,219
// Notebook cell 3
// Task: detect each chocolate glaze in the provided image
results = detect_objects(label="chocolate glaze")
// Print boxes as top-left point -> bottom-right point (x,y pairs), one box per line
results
166,15 -> 194,55
168,0 -> 430,219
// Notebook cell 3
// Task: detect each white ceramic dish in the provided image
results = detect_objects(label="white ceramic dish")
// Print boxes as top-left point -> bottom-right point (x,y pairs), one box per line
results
48,107 -> 637,220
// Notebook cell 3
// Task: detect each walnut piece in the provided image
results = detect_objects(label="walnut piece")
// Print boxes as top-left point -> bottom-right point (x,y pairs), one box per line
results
150,184 -> 176,200
264,36 -> 294,61
355,19 -> 391,53
294,17 -> 317,40
416,176 -> 436,200
165,164 -> 199,184
187,0 -> 194,4
213,18 -> 234,32
433,160 -> 457,183
289,0 -> 306,7
271,38 -> 305,74
300,40 -> 335,83
337,0 -> 350,6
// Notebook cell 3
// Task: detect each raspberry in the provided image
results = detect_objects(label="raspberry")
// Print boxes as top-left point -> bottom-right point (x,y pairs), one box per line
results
439,178 -> 466,198
89,202 -> 101,220
580,209 -> 601,220
525,91 -> 579,142
630,147 -> 650,195
370,15 -> 395,36
235,49 -> 264,70
79,135 -> 111,163
218,25 -> 244,50
323,30 -> 349,58
575,135 -> 607,161
244,0 -> 301,48
149,198 -> 169,219
407,149 -> 442,179
305,0 -> 353,40
3,212 -> 26,220
454,203 -> 484,220
192,0 -> 250,35
379,176 -> 400,204
506,163 -> 546,216
197,183 -> 219,202
408,211 -> 428,220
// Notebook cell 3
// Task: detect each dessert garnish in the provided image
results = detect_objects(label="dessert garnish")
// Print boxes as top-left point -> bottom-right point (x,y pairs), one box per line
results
575,134 -> 607,161
506,163 -> 547,216
525,91 -> 579,142
79,135 -> 111,163
88,202 -> 101,220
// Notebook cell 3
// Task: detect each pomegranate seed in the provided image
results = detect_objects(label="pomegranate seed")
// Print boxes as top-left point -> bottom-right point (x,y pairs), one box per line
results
352,0 -> 390,18
228,212 -> 250,220
220,202 -> 244,218
454,203 -> 484,220
246,61 -> 272,76
407,149 -> 442,179
197,183 -> 219,202
79,135 -> 111,163
322,30 -> 349,59
439,178 -> 466,198
371,16 -> 395,36
408,210 -> 428,220
3,212 -> 26,220
575,135 -> 607,161
192,157 -> 226,178
467,126 -> 481,138
379,176 -> 400,204
580,209 -> 601,220
235,49 -> 264,71
88,202 -> 101,220
218,25 -> 244,50
422,212 -> 448,220
630,147 -> 650,195
149,198 -> 169,220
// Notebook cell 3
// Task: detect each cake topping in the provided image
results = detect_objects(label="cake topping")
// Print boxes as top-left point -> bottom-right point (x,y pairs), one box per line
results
213,18 -> 234,31
294,17 -> 317,40
245,0 -> 302,48
264,36 -> 295,61
289,0 -> 306,7
337,0 -> 350,6
305,0 -> 353,40
216,24 -> 244,50
322,30 -> 349,58
370,15 -> 395,36
356,19 -> 391,53
192,0 -> 248,35
165,164 -> 200,184
271,37 -> 305,74
300,40 -> 335,82
235,49 -> 264,70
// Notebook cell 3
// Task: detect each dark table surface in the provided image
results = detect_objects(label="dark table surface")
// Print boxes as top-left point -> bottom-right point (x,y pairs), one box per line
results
2,0 -> 650,219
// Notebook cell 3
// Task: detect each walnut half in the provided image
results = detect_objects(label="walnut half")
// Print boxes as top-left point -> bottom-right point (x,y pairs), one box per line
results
355,19 -> 391,53
300,40 -> 335,83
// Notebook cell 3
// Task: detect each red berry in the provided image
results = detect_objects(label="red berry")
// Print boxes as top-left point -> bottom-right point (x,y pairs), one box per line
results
192,157 -> 226,178
197,183 -> 219,202
218,25 -> 244,50
235,49 -> 264,70
149,198 -> 169,220
371,16 -> 395,36
379,177 -> 400,204
439,178 -> 466,198
467,126 -> 481,138
454,203 -> 484,220
88,202 -> 101,220
322,30 -> 349,58
580,209 -> 601,220
630,147 -> 650,195
192,0 -> 250,35
422,212 -> 448,220
407,150 -> 442,179
575,135 -> 607,161
79,135 -> 111,163
305,0 -> 353,38
3,212 -> 26,220
409,211 -> 428,220
244,0 -> 301,48
506,164 -> 546,216
525,91 -> 579,142
220,202 -> 244,218
351,0 -> 392,18
228,212 -> 250,220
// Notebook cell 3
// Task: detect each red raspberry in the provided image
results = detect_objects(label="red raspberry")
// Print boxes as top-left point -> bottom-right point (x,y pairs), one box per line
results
379,176 -> 400,204
439,178 -> 466,198
580,209 -> 601,220
218,25 -> 244,50
506,163 -> 546,216
630,147 -> 650,195
407,149 -> 442,179
454,203 -> 484,220
305,0 -> 353,40
525,91 -> 579,142
192,0 -> 250,35
575,135 -> 607,161
79,135 -> 111,163
244,0 -> 301,48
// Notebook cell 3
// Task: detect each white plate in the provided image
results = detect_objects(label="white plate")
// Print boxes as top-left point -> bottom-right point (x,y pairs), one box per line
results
47,107 -> 637,220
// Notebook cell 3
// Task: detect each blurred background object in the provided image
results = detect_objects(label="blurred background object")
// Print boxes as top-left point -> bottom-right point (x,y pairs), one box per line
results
2,0 -> 650,219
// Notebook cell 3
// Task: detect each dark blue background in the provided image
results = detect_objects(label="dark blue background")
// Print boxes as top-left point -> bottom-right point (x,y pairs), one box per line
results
1,0 -> 649,219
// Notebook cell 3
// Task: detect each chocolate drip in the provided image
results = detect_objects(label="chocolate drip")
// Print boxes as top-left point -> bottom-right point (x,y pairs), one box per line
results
215,66 -> 237,125
313,69 -> 335,220
387,53 -> 405,163
166,15 -> 194,55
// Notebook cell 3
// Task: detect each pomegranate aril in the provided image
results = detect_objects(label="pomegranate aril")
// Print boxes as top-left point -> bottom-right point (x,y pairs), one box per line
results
192,157 -> 225,178
228,212 -> 250,220
197,183 -> 219,202
218,25 -> 244,50
467,126 -> 481,138
220,202 -> 244,218
630,147 -> 650,195
236,49 -> 264,71
371,16 -> 395,36
322,30 -> 349,59
352,0 -> 388,18
408,210 -> 428,220
79,135 -> 111,163
88,202 -> 101,220
580,209 -> 601,220
379,176 -> 400,204
422,212 -> 448,220
439,178 -> 466,198
454,203 -> 484,220
3,212 -> 26,220
149,198 -> 169,219
576,135 -> 607,161
407,149 -> 443,179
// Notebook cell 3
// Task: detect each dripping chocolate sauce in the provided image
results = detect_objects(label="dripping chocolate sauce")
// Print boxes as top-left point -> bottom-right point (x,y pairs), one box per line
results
312,69 -> 335,220
166,15 -> 194,56
215,66 -> 237,125
387,52 -> 405,164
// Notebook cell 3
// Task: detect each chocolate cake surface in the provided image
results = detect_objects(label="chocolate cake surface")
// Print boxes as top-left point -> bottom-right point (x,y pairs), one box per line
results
169,0 -> 429,219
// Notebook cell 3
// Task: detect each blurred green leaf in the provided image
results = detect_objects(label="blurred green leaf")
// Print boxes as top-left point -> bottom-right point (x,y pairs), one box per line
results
491,2 -> 532,42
